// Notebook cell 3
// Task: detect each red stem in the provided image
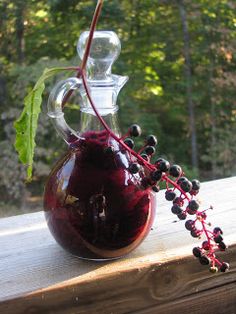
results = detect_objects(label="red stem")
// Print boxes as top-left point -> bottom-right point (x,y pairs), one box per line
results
162,174 -> 191,201
82,66 -> 219,267
81,0 -> 104,71
201,220 -> 220,266
81,71 -> 155,171
58,0 -> 224,270
82,67 -> 195,202
62,0 -> 103,108
201,221 -> 212,243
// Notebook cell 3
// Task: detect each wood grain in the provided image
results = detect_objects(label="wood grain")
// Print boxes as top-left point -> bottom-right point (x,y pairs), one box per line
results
0,177 -> 236,314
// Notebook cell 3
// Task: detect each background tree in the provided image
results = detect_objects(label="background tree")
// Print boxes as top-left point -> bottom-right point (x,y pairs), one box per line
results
0,0 -> 235,216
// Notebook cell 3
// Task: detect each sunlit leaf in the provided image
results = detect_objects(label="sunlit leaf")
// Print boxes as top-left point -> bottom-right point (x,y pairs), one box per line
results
14,67 -> 73,180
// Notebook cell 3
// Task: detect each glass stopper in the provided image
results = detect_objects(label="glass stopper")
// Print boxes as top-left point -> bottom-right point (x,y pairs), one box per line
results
77,31 -> 121,82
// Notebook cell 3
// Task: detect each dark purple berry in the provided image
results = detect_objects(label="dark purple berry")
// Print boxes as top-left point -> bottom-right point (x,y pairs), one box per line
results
150,170 -> 162,182
199,255 -> 210,265
152,185 -> 160,193
188,200 -> 200,211
193,247 -> 202,258
192,179 -> 200,191
218,241 -> 227,251
124,137 -> 134,149
213,227 -> 223,235
186,206 -> 197,215
158,159 -> 170,172
180,180 -> 192,193
140,153 -> 149,161
145,146 -> 156,156
191,230 -> 200,238
185,220 -> 194,231
202,240 -> 210,250
173,196 -> 184,206
146,135 -> 158,146
190,189 -> 199,196
177,211 -> 187,220
177,176 -> 188,184
129,124 -> 142,137
171,204 -> 182,215
155,158 -> 164,165
169,165 -> 182,177
220,262 -> 229,272
214,234 -> 223,243
165,190 -> 176,201
129,163 -> 140,174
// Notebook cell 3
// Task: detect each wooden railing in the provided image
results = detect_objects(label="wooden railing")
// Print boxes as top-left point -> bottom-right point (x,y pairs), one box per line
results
0,177 -> 235,314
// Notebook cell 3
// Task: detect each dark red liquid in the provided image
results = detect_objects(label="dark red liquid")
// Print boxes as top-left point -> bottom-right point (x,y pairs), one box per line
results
44,130 -> 155,259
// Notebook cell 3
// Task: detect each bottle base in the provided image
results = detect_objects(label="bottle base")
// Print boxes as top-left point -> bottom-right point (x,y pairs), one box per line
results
71,254 -> 124,262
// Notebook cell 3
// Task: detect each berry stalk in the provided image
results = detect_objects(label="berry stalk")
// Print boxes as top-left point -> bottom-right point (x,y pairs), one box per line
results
81,0 -> 104,71
62,0 -> 104,108
60,0 -> 229,273
81,67 -> 229,272
81,70 -> 155,172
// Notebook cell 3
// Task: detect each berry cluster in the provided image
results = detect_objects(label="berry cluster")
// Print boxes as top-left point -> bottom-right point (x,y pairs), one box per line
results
81,70 -> 230,273
78,41 -> 230,274
117,123 -> 229,273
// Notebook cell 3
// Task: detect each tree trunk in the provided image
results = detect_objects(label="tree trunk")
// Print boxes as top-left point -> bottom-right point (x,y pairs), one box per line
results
15,0 -> 25,64
208,64 -> 217,179
177,0 -> 198,170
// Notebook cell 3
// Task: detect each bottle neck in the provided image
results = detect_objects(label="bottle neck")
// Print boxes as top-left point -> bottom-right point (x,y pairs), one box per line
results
80,85 -> 118,116
79,111 -> 120,136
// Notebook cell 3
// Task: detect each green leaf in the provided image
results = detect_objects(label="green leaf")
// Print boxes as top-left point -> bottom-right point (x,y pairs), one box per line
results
14,66 -> 74,180
34,67 -> 74,90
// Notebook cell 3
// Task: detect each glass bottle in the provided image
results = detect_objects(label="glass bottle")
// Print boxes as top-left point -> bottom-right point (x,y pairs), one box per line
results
44,31 -> 156,260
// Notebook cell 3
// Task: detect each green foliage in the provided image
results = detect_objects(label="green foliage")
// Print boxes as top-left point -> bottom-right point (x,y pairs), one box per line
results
0,0 -> 236,213
14,83 -> 44,179
14,67 -> 73,179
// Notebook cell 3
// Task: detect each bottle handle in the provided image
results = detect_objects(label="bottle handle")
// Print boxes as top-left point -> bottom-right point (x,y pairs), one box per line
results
47,77 -> 82,145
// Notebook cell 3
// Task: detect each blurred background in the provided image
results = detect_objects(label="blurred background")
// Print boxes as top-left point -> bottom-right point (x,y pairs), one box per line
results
0,0 -> 235,217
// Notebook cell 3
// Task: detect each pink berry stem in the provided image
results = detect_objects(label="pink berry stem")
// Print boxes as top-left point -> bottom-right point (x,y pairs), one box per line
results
81,71 -> 217,260
62,0 -> 103,109
162,174 -> 191,200
120,132 -> 130,140
55,0 -> 227,272
81,70 -> 155,172
137,146 -> 147,154
81,0 -> 104,71
201,221 -> 212,243
59,0 -> 197,199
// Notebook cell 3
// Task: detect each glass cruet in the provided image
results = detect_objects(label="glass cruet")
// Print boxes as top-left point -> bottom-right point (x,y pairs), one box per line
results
44,31 -> 156,260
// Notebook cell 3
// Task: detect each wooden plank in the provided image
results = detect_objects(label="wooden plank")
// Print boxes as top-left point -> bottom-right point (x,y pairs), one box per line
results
0,177 -> 236,313
134,282 -> 236,314
0,249 -> 236,314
